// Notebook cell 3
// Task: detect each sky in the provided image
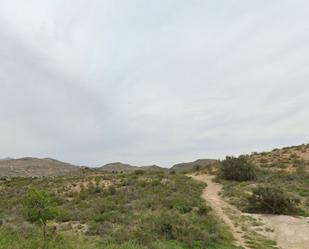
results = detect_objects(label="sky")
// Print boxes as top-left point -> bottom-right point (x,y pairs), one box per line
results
0,0 -> 308,167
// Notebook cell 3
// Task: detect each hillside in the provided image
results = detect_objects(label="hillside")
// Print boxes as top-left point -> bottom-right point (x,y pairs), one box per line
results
171,159 -> 219,172
217,144 -> 309,217
250,144 -> 309,172
0,157 -> 81,177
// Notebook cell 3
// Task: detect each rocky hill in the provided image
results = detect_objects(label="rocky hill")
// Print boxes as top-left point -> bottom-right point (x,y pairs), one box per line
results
0,157 -> 81,177
250,144 -> 309,172
171,159 -> 219,172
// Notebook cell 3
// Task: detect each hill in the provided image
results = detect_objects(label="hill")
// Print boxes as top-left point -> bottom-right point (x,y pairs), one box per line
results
99,162 -> 166,172
0,157 -> 81,177
171,159 -> 219,172
250,144 -> 309,172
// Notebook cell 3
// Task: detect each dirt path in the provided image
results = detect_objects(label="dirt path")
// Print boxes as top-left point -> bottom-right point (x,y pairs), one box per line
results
191,174 -> 250,249
191,174 -> 309,249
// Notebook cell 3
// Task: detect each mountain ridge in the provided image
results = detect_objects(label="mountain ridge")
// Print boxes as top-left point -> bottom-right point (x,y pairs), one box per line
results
0,157 -> 81,177
99,162 -> 167,172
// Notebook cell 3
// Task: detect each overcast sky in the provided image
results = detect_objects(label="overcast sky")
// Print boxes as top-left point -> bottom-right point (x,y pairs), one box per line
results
0,1 -> 308,167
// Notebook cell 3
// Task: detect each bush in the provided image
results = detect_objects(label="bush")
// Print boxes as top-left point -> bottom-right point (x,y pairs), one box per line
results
193,165 -> 202,171
246,186 -> 300,214
220,156 -> 256,181
173,199 -> 192,213
134,170 -> 145,175
196,205 -> 209,216
107,186 -> 116,195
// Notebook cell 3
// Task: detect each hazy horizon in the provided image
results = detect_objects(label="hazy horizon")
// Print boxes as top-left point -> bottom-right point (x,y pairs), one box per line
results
1,1 -> 308,167
1,142 -> 309,168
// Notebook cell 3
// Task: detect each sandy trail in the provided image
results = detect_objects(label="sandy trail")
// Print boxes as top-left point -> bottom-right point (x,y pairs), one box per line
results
191,174 -> 309,249
191,174 -> 250,249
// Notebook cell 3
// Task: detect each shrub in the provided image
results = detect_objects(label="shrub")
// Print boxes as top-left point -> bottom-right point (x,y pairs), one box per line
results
259,158 -> 268,164
246,186 -> 300,214
137,180 -> 147,188
196,205 -> 208,216
173,199 -> 192,213
134,170 -> 145,175
193,165 -> 202,171
107,186 -> 116,195
220,156 -> 256,181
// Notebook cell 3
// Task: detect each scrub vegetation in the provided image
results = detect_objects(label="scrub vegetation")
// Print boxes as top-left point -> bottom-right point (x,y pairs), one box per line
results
0,170 -> 239,249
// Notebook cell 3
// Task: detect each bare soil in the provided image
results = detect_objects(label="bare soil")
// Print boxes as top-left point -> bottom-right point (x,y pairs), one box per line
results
251,214 -> 309,249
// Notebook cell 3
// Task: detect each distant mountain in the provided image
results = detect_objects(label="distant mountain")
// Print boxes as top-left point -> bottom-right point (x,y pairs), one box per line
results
99,162 -> 166,172
0,157 -> 81,177
99,162 -> 138,172
140,165 -> 168,171
0,157 -> 14,161
171,159 -> 219,172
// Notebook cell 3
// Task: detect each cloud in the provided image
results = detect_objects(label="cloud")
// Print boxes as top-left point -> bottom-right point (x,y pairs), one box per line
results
0,1 -> 308,166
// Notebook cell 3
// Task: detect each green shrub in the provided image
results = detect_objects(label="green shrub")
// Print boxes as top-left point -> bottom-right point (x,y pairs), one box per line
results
193,165 -> 202,171
220,156 -> 256,181
134,170 -> 145,175
150,179 -> 161,186
107,186 -> 116,195
259,158 -> 268,164
196,205 -> 209,216
173,199 -> 192,213
246,185 -> 301,214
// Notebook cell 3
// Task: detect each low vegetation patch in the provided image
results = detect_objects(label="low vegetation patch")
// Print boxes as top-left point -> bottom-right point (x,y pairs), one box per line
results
246,186 -> 301,214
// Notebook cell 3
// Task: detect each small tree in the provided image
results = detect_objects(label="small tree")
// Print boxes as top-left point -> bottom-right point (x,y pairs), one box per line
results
220,156 -> 256,181
22,188 -> 59,238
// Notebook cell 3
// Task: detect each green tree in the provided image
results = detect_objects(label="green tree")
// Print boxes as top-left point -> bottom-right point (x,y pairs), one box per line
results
22,188 -> 59,238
